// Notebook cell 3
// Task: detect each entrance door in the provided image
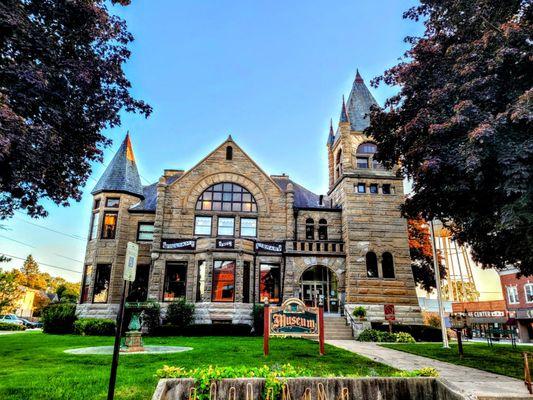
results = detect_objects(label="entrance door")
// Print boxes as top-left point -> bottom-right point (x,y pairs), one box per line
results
299,266 -> 338,313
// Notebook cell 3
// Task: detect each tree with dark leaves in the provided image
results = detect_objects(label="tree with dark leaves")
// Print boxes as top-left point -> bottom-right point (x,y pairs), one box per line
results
367,1 -> 532,275
0,0 -> 151,219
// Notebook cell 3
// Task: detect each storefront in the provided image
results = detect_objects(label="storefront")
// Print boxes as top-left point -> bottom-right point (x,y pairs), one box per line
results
452,300 -> 515,340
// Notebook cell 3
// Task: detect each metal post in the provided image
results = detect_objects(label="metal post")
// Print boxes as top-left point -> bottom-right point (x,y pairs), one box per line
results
263,299 -> 269,356
318,298 -> 325,355
107,279 -> 128,400
429,220 -> 449,348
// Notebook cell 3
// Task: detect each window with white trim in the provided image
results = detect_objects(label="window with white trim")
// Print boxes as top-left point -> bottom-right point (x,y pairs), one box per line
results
507,286 -> 519,304
240,218 -> 257,237
217,217 -> 235,236
525,284 -> 533,303
194,216 -> 212,236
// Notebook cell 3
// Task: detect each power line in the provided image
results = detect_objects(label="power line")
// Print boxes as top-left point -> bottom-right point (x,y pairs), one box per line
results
0,235 -> 35,248
14,216 -> 86,242
0,253 -> 82,275
54,253 -> 84,264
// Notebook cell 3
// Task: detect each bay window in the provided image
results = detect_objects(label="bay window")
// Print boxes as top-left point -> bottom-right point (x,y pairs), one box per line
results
163,262 -> 187,301
260,263 -> 281,303
101,212 -> 118,239
93,264 -> 111,303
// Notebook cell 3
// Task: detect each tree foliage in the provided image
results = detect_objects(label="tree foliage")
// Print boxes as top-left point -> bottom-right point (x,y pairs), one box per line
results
367,1 -> 532,274
0,0 -> 151,218
408,218 -> 446,291
0,270 -> 22,313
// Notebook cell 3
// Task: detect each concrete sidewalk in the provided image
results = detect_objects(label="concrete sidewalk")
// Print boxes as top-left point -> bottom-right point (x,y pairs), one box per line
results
327,340 -> 530,399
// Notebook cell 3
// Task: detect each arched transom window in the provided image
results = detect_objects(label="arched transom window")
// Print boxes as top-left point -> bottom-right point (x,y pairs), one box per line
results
196,182 -> 257,212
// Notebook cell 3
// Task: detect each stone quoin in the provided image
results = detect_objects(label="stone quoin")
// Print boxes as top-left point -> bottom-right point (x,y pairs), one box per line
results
76,71 -> 422,325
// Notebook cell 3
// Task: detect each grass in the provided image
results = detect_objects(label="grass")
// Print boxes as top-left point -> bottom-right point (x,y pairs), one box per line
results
380,341 -> 527,380
0,332 -> 396,400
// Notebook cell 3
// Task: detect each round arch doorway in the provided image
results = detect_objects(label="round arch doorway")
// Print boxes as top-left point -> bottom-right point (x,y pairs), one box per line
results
299,266 -> 339,313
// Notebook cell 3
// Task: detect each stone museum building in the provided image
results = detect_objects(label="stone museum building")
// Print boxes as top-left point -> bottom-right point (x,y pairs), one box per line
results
77,71 -> 422,326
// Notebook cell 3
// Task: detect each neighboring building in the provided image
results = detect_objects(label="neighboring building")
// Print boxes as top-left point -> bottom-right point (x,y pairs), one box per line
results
451,300 -> 513,340
77,71 -> 422,326
14,287 -> 37,318
499,268 -> 533,342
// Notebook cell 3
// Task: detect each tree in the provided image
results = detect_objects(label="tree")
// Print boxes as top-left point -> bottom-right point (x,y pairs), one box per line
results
0,0 -> 151,219
18,255 -> 47,290
408,218 -> 445,291
56,282 -> 80,303
0,270 -> 22,314
367,1 -> 532,274
442,281 -> 480,302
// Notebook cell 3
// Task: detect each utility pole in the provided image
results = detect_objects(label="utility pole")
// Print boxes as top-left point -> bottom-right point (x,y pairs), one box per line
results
429,220 -> 449,349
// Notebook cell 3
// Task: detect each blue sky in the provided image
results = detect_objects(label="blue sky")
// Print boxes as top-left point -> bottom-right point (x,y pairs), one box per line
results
1,0 -> 423,282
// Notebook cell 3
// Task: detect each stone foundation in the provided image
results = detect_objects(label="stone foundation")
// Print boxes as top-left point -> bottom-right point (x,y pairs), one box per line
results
76,303 -> 120,320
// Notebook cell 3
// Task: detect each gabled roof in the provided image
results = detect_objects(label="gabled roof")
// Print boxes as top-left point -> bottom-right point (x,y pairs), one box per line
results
91,134 -> 144,199
345,70 -> 378,131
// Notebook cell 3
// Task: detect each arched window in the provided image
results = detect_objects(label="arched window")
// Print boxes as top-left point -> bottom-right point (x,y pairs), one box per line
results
196,183 -> 257,212
318,219 -> 328,240
382,252 -> 395,278
356,142 -> 380,170
366,252 -> 378,278
335,148 -> 343,179
226,146 -> 233,160
305,218 -> 314,240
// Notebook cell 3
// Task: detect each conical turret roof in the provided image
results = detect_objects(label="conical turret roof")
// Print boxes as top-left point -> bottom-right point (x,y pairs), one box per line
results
91,133 -> 144,198
345,70 -> 378,131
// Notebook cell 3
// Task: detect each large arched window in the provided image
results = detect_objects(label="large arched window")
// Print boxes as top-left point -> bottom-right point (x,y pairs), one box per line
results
305,218 -> 314,240
366,251 -> 378,278
382,252 -> 395,278
196,183 -> 257,212
318,219 -> 328,240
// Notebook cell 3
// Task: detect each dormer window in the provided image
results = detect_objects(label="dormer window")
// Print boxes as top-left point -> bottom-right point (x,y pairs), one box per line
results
356,142 -> 381,170
226,146 -> 233,160
105,198 -> 120,208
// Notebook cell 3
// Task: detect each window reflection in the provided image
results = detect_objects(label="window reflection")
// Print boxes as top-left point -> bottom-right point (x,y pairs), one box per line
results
260,264 -> 280,303
212,260 -> 235,302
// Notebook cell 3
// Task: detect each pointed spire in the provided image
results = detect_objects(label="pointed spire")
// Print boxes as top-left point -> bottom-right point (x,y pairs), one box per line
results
327,118 -> 335,146
340,95 -> 349,123
91,133 -> 144,198
355,69 -> 364,83
345,69 -> 379,131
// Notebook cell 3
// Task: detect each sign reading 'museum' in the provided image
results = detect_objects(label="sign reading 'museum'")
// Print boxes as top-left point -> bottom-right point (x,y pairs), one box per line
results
255,241 -> 284,253
161,238 -> 196,250
216,239 -> 234,249
269,298 -> 318,336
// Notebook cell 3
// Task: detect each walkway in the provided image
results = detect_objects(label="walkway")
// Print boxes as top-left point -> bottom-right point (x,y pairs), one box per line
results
327,340 -> 530,399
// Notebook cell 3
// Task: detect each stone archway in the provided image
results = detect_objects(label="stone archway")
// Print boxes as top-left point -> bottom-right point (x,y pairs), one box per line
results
298,265 -> 339,313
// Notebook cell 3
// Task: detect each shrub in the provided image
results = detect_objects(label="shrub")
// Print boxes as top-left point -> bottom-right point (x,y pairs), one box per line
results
0,322 -> 25,331
41,303 -> 77,334
352,306 -> 367,319
357,329 -> 380,342
395,332 -> 416,343
370,323 -> 443,342
252,304 -> 264,336
157,364 -> 311,400
393,367 -> 439,377
378,331 -> 397,342
74,318 -> 115,336
124,301 -> 160,335
164,299 -> 195,328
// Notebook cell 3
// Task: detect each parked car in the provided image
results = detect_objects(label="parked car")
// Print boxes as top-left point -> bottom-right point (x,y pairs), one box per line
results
0,314 -> 24,325
19,318 -> 42,328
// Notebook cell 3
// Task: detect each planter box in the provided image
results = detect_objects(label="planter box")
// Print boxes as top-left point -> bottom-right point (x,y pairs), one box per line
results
152,377 -> 466,400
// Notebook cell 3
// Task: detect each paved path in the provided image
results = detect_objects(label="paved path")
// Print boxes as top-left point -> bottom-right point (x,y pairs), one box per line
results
328,340 -> 530,399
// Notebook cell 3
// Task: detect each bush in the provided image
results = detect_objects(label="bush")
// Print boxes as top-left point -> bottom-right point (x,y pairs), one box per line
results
395,332 -> 416,343
41,303 -> 77,334
252,304 -> 264,336
164,299 -> 195,328
0,322 -> 25,331
357,329 -> 415,343
74,318 -> 116,336
124,301 -> 160,335
352,306 -> 367,319
370,323 -> 443,342
393,367 -> 439,377
155,323 -> 252,337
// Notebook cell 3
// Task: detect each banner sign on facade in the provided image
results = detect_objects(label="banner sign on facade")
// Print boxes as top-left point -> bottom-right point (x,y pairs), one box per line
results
216,239 -> 234,249
269,298 -> 319,336
123,242 -> 139,282
255,241 -> 284,253
161,238 -> 196,250
384,304 -> 395,321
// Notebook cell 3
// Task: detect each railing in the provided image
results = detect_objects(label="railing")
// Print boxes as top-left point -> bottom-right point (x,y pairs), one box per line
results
344,304 -> 356,338
287,240 -> 344,254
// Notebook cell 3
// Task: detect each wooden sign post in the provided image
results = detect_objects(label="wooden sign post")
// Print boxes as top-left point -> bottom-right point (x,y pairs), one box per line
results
450,313 -> 470,359
264,297 -> 324,356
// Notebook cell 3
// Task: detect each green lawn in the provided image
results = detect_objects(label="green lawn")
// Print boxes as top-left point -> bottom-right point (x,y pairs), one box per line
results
380,342 -> 527,380
0,332 -> 396,400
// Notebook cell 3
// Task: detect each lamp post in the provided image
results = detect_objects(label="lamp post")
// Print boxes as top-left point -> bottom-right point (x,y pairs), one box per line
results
429,220 -> 449,349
